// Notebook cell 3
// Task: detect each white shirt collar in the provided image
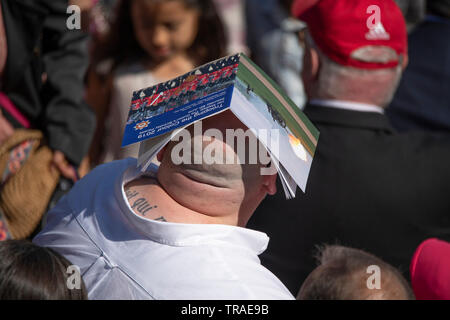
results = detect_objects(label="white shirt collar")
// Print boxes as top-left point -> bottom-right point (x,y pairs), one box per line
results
309,99 -> 384,114
116,161 -> 270,255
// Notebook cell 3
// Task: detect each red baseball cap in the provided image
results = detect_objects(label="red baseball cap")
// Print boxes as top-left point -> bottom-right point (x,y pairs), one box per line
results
410,238 -> 450,300
291,0 -> 407,69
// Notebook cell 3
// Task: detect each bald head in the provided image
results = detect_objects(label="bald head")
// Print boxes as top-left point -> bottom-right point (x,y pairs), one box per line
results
156,110 -> 277,226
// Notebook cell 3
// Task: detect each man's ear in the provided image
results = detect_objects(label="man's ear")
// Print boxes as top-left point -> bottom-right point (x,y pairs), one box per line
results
262,173 -> 277,196
401,54 -> 409,70
301,40 -> 320,93
156,145 -> 168,162
310,47 -> 320,81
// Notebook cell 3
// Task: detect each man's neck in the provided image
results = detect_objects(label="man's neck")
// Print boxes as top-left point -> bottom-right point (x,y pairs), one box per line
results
124,177 -> 238,225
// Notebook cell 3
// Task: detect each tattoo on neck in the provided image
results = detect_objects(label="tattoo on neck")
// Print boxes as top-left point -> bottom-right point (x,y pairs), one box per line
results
125,189 -> 139,200
126,189 -> 157,216
154,216 -> 167,222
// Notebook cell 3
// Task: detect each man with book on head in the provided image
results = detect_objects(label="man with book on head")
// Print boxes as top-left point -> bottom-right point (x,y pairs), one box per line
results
33,110 -> 295,300
248,0 -> 450,296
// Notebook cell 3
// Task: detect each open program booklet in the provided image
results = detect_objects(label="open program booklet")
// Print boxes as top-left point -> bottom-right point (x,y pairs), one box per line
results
121,53 -> 319,198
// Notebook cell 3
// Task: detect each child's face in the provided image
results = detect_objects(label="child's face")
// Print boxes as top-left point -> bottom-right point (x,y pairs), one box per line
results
131,0 -> 200,62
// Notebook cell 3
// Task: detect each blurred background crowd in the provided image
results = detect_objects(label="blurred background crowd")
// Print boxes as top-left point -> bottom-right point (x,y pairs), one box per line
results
0,0 -> 449,300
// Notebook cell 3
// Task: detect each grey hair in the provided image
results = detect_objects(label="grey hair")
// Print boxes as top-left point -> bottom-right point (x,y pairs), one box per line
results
304,31 -> 403,107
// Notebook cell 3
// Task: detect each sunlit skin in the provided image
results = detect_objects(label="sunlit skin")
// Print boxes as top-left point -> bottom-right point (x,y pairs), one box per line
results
130,0 -> 200,80
125,111 -> 278,227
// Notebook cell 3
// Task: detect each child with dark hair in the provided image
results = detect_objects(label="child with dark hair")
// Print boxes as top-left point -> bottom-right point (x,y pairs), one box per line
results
0,240 -> 87,300
87,0 -> 227,165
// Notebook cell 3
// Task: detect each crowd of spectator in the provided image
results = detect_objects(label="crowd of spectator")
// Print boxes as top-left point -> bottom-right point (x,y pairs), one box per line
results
0,0 -> 449,300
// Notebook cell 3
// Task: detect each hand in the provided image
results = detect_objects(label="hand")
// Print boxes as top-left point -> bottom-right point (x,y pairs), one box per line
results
51,150 -> 79,182
0,110 -> 14,145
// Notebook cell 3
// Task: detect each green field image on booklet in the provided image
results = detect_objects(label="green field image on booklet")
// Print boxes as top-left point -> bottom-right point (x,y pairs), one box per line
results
123,53 -> 319,198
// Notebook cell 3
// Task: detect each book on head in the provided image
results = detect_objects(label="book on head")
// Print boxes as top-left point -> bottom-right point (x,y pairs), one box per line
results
121,53 -> 319,198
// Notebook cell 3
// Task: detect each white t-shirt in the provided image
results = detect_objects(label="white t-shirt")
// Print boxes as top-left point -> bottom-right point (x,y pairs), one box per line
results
34,158 -> 294,300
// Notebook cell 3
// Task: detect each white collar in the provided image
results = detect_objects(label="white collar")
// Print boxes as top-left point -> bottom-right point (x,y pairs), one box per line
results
115,160 -> 269,254
309,99 -> 384,114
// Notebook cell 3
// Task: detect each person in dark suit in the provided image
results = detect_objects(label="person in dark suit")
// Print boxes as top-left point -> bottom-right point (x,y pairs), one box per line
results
0,0 -> 95,179
247,0 -> 450,296
387,0 -> 450,133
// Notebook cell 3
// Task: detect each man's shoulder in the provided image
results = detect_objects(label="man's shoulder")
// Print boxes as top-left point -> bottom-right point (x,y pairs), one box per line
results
84,158 -> 138,182
66,158 -> 138,205
141,240 -> 295,299
374,129 -> 450,158
305,105 -> 450,148
304,106 -> 450,175
35,159 -> 140,259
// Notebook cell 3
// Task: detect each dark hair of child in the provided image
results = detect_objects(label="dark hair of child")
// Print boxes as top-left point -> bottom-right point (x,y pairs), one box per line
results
92,0 -> 227,70
0,240 -> 88,300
